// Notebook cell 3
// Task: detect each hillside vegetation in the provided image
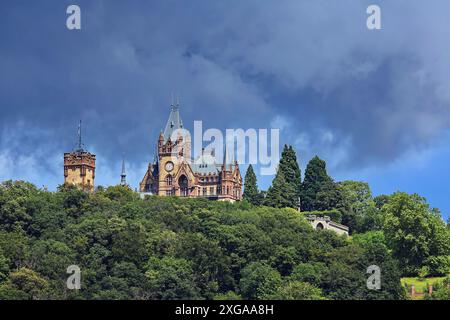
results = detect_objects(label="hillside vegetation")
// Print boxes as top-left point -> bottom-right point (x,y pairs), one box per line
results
0,181 -> 406,300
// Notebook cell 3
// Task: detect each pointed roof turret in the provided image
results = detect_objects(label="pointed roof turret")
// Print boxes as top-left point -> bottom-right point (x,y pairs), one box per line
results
163,99 -> 183,142
120,157 -> 127,186
223,144 -> 232,170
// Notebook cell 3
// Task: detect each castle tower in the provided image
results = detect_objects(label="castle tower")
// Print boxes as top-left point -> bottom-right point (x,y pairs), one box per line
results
64,120 -> 96,191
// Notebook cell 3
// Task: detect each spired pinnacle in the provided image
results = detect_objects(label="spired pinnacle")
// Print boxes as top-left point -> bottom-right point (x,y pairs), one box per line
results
120,157 -> 127,186
163,96 -> 183,141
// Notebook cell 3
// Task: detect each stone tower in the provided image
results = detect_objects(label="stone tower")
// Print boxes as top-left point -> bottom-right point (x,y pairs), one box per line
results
64,121 -> 96,191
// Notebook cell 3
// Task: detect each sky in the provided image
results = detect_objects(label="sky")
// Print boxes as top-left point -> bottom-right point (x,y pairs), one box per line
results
0,0 -> 449,219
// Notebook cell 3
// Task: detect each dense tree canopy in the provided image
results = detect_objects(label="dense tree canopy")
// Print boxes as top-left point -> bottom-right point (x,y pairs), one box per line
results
0,180 -> 409,300
0,147 -> 448,300
381,192 -> 450,276
338,181 -> 380,233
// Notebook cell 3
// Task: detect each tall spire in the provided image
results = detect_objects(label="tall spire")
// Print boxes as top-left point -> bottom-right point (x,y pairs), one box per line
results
223,144 -> 229,169
163,97 -> 183,142
120,156 -> 127,186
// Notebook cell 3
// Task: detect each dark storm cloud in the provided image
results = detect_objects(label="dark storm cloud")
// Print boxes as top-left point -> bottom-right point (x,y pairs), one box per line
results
1,0 -> 450,187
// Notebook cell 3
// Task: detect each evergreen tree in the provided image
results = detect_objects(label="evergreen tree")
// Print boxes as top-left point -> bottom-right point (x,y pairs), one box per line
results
264,169 -> 294,208
301,156 -> 339,211
278,145 -> 302,205
243,165 -> 262,205
265,145 -> 301,209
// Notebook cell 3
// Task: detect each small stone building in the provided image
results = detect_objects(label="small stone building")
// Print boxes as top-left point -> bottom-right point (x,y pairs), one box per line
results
306,215 -> 349,236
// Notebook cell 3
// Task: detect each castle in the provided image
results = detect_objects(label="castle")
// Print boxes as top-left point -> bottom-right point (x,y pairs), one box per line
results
139,102 -> 243,202
64,104 -> 243,202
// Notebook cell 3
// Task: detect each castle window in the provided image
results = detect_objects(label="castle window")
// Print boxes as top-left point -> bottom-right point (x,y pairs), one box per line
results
210,187 -> 214,195
217,186 -> 221,195
203,187 -> 207,196
179,175 -> 189,197
227,186 -> 230,195
166,175 -> 173,186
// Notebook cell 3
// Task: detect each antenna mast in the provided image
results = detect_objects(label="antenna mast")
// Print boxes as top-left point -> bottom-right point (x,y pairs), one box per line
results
77,120 -> 83,151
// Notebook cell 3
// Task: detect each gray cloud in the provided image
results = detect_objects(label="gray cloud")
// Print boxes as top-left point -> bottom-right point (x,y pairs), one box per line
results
1,0 -> 450,188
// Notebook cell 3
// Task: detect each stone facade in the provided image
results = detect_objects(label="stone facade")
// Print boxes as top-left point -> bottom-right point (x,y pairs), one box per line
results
306,215 -> 349,236
64,150 -> 96,191
140,104 -> 242,202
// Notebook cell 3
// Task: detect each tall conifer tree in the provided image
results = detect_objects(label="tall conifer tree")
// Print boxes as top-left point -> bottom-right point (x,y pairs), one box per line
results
301,156 -> 340,211
264,169 -> 294,208
265,145 -> 301,209
278,145 -> 302,206
243,165 -> 262,205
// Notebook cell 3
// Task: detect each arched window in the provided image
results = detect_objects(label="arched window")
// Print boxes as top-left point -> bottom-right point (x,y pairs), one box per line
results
166,175 -> 173,186
316,223 -> 324,230
179,175 -> 189,197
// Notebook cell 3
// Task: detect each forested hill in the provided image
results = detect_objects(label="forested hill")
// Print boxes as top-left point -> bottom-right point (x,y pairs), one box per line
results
0,181 -> 410,300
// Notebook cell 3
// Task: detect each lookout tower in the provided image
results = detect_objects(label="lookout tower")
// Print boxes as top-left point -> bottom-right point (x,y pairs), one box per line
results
64,120 -> 96,191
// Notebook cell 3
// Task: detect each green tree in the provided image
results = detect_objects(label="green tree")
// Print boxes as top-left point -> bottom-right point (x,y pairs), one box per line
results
145,257 -> 200,299
0,267 -> 48,300
264,145 -> 301,209
425,278 -> 450,300
381,192 -> 450,276
28,240 -> 76,280
374,194 -> 390,210
264,170 -> 294,208
239,262 -> 282,299
290,262 -> 327,287
104,185 -> 138,202
352,231 -> 387,250
278,145 -> 302,205
243,165 -> 263,206
301,156 -> 340,212
111,222 -> 148,268
338,181 -> 380,233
